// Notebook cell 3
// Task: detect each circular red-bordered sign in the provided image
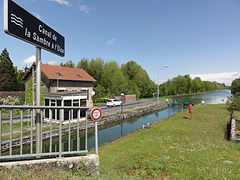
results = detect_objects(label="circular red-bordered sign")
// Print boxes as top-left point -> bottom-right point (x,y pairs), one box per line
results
90,108 -> 103,121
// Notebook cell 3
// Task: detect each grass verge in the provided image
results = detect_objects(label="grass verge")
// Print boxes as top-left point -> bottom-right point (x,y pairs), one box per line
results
1,104 -> 240,180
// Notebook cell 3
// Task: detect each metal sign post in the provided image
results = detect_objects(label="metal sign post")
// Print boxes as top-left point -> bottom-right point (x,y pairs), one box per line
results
90,108 -> 103,155
35,47 -> 41,154
94,122 -> 98,154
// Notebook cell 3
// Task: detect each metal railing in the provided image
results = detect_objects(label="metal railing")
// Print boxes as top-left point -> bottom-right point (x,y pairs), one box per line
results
0,105 -> 88,160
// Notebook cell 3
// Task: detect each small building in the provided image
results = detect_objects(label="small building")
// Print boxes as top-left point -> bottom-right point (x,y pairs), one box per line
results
114,94 -> 136,104
22,64 -> 96,123
22,64 -> 96,108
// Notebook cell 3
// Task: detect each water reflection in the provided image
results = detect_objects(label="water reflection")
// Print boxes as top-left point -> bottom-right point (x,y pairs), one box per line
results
191,89 -> 231,104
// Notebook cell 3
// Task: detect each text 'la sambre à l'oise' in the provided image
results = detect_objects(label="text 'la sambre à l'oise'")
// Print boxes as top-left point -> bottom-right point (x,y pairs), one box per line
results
24,24 -> 64,54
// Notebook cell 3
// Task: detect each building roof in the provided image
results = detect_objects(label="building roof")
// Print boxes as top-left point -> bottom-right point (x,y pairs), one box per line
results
22,64 -> 96,82
43,91 -> 88,97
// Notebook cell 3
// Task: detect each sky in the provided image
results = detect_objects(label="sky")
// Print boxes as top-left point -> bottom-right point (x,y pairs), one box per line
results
0,0 -> 240,85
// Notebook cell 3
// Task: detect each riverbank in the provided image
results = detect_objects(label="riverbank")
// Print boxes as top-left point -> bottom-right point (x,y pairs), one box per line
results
2,104 -> 240,179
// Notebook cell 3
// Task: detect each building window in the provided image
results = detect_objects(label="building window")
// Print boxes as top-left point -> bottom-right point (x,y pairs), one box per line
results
45,99 -> 49,118
57,88 -> 67,92
55,72 -> 63,77
80,110 -> 86,118
76,74 -> 82,78
80,99 -> 87,107
64,100 -> 71,120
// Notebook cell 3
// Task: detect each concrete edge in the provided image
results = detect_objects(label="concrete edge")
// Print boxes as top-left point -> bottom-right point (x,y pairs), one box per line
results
0,154 -> 99,176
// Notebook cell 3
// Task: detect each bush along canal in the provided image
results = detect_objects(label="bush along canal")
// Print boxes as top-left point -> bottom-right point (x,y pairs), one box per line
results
3,90 -> 232,156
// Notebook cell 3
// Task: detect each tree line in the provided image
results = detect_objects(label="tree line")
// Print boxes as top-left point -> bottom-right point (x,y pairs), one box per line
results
0,48 -> 226,100
60,59 -> 226,101
60,59 -> 156,101
159,75 -> 226,96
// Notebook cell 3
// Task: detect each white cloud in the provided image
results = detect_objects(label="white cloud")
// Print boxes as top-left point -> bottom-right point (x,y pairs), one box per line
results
32,12 -> 42,20
106,38 -> 117,46
21,56 -> 36,65
79,5 -> 95,14
190,72 -> 240,85
48,0 -> 71,7
48,60 -> 59,65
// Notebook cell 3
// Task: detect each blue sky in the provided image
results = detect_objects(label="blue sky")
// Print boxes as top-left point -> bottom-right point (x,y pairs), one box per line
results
1,0 -> 240,84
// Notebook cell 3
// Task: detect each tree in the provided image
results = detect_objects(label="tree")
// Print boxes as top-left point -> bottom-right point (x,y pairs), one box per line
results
88,58 -> 104,82
231,78 -> 240,96
76,58 -> 90,72
60,60 -> 75,68
101,61 -> 128,97
158,75 -> 224,96
15,67 -> 25,91
227,96 -> 240,118
122,61 -> 155,97
0,48 -> 18,91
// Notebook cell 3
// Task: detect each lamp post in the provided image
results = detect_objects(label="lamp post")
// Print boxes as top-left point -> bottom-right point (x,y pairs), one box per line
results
157,65 -> 168,104
120,93 -> 124,137
121,93 -> 124,114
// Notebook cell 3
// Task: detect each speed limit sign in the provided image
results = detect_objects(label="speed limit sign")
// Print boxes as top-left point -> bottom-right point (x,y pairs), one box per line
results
90,108 -> 103,155
90,108 -> 103,121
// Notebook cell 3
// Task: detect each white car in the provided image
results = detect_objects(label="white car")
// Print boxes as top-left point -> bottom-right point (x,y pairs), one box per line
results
106,99 -> 122,107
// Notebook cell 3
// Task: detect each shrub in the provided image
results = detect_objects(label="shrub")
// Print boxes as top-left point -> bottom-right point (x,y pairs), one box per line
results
0,96 -> 22,105
227,96 -> 240,118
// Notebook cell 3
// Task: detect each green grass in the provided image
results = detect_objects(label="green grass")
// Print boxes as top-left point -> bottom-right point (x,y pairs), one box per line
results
1,104 -> 240,180
1,121 -> 31,134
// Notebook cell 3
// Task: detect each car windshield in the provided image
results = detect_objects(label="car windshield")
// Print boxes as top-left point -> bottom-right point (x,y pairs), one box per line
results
107,100 -> 112,102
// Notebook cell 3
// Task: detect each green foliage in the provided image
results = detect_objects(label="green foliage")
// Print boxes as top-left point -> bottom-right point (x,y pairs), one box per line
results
227,96 -> 240,118
25,77 -> 33,105
15,68 -> 25,91
231,78 -> 240,96
62,57 -> 225,102
97,97 -> 111,103
41,87 -> 48,105
0,48 -> 25,91
25,76 -> 48,105
121,61 -> 155,98
228,78 -> 240,117
0,48 -> 18,91
75,59 -> 155,101
60,60 -> 75,68
159,75 -> 225,96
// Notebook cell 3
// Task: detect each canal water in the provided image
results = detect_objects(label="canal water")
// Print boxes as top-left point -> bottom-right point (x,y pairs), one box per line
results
41,89 -> 232,153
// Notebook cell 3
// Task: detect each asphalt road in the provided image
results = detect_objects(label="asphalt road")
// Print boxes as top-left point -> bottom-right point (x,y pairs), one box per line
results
1,99 -> 161,122
92,99 -> 159,116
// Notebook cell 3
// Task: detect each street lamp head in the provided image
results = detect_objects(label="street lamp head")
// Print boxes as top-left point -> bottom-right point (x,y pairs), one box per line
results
163,65 -> 168,68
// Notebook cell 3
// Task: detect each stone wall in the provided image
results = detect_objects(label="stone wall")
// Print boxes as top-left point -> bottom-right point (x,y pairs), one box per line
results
230,118 -> 240,141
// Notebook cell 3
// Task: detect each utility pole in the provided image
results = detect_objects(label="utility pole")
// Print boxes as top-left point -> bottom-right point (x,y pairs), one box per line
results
157,65 -> 168,104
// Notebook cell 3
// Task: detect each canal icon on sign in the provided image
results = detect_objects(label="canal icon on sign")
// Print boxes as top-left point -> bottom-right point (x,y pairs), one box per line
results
10,13 -> 23,28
